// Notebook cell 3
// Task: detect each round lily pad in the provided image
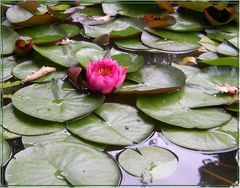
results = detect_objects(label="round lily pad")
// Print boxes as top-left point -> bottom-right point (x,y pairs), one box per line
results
2,104 -> 64,136
187,66 -> 238,95
118,147 -> 178,180
33,41 -> 102,67
1,56 -> 17,82
22,130 -> 106,151
116,64 -> 186,94
141,31 -> 199,53
67,103 -> 154,145
84,18 -> 144,38
6,5 -> 33,23
1,26 -> 19,55
12,80 -> 105,122
5,142 -> 121,185
162,117 -> 238,151
76,48 -> 144,72
137,87 -> 234,129
12,60 -> 66,83
1,139 -> 11,165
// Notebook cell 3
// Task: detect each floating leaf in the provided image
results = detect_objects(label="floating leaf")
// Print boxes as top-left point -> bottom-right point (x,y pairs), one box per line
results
12,80 -> 105,122
22,129 -> 106,151
84,17 -> 144,38
199,36 -> 219,52
141,31 -> 199,53
1,56 -> 17,82
216,42 -> 238,56
0,26 -> 19,55
2,104 -> 64,136
12,60 -> 66,83
102,3 -> 165,18
228,37 -> 238,49
3,129 -> 20,139
67,103 -> 154,145
76,48 -> 144,72
172,64 -> 200,78
116,64 -> 185,94
137,87 -> 234,129
187,66 -> 238,95
1,80 -> 21,90
5,142 -> 120,185
143,14 -> 176,28
118,147 -> 178,180
78,5 -> 105,16
33,41 -> 102,67
162,117 -> 238,151
1,139 -> 11,166
205,28 -> 237,42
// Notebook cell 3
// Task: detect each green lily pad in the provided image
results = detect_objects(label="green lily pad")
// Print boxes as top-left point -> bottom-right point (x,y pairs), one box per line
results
166,10 -> 206,32
162,117 -> 238,151
216,42 -> 238,56
12,80 -> 105,122
78,6 -> 105,16
205,28 -> 237,42
67,103 -> 154,146
33,41 -> 102,67
1,56 -> 17,82
6,5 -> 33,23
116,64 -> 186,94
22,129 -> 106,151
1,139 -> 11,165
18,24 -> 80,44
228,37 -> 238,49
141,31 -> 199,53
12,60 -> 66,83
137,87 -> 234,129
198,52 -> 239,66
76,48 -> 144,72
84,18 -> 144,38
102,3 -> 166,18
187,66 -> 238,95
172,64 -> 200,78
3,129 -> 20,139
2,104 -> 64,136
199,36 -> 219,52
5,142 -> 120,185
0,26 -> 19,55
118,147 -> 178,180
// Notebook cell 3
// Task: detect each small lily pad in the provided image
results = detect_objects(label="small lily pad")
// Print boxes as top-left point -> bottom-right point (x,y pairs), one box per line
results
1,26 -> 19,55
1,56 -> 17,82
118,147 -> 178,180
67,103 -> 154,145
141,31 -> 199,53
187,66 -> 238,95
137,87 -> 234,129
22,129 -> 106,151
205,28 -> 237,42
216,42 -> 238,56
2,104 -> 64,136
12,60 -> 66,83
33,41 -> 102,67
116,64 -> 186,94
5,142 -> 121,185
6,5 -> 33,23
12,80 -> 104,122
162,117 -> 238,151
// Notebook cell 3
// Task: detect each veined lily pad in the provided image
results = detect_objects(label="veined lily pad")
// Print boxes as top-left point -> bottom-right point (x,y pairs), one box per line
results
22,129 -> 106,151
116,64 -> 186,94
2,104 -> 64,136
162,117 -> 238,151
18,24 -> 80,44
141,31 -> 199,53
12,60 -> 66,83
1,26 -> 19,55
67,103 -> 154,146
198,52 -> 239,66
12,80 -> 104,122
137,87 -> 234,129
102,3 -> 166,18
118,147 -> 178,180
1,139 -> 11,165
33,41 -> 102,67
5,142 -> 121,185
76,48 -> 144,72
187,66 -> 238,95
1,56 -> 17,82
84,18 -> 144,38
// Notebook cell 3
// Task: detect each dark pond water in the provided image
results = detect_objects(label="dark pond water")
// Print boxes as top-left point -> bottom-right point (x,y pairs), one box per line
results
1,34 -> 239,187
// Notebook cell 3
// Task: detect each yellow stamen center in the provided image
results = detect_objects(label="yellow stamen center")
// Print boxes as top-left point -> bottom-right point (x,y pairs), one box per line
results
97,68 -> 112,76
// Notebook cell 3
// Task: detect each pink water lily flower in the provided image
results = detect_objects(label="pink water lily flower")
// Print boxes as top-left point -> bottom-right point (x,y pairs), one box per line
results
86,57 -> 127,94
